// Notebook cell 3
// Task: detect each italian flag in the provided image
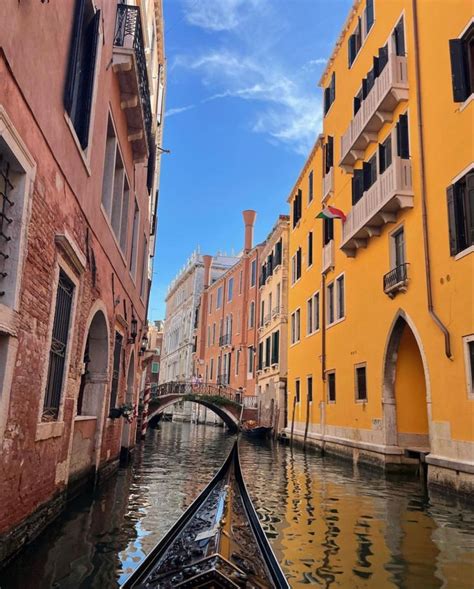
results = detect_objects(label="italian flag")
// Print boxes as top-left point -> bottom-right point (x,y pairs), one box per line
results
316,205 -> 346,223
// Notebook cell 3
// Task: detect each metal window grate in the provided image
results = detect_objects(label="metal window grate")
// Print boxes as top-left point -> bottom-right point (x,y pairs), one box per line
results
0,157 -> 13,297
43,271 -> 75,420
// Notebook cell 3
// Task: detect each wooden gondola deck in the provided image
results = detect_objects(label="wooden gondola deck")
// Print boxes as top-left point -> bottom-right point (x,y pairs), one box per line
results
121,441 -> 289,588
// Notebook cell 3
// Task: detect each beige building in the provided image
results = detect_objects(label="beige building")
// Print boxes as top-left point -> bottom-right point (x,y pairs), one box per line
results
256,215 -> 290,431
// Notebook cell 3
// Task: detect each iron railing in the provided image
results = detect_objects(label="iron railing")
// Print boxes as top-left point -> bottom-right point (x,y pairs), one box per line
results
264,313 -> 272,325
219,333 -> 232,346
383,263 -> 408,294
0,158 -> 13,297
114,4 -> 152,147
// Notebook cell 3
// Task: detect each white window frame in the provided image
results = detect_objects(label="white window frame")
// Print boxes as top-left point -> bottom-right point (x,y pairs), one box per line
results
354,362 -> 368,402
463,334 -> 474,399
327,370 -> 336,404
291,308 -> 301,345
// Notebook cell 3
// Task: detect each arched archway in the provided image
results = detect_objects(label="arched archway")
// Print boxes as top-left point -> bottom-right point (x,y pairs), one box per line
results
121,351 -> 135,450
382,312 -> 431,451
148,398 -> 239,433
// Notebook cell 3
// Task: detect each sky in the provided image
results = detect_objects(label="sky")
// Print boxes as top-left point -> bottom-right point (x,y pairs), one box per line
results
149,0 -> 353,321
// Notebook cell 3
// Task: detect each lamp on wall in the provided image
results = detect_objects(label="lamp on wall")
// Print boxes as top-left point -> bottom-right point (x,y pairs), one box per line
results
128,317 -> 138,344
139,333 -> 149,356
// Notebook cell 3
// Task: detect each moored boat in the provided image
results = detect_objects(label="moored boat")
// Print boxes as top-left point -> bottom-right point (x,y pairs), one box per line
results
121,441 -> 289,588
241,425 -> 273,439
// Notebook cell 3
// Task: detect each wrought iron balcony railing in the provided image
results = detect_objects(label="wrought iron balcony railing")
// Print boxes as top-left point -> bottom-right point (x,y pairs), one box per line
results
219,333 -> 232,347
113,4 -> 152,160
383,263 -> 409,297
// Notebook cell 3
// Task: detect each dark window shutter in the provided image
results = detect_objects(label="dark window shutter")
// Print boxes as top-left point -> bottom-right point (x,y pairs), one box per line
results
147,138 -> 156,193
64,0 -> 86,114
362,78 -> 368,99
379,143 -> 385,174
327,136 -> 334,169
330,73 -> 336,104
324,87 -> 330,114
386,135 -> 392,169
379,44 -> 388,71
354,95 -> 361,115
449,39 -> 469,102
373,56 -> 380,78
366,0 -> 374,32
79,9 -> 100,149
446,185 -> 459,256
394,19 -> 406,57
396,113 -> 410,159
466,172 -> 474,247
363,161 -> 372,191
352,169 -> 364,204
349,34 -> 356,67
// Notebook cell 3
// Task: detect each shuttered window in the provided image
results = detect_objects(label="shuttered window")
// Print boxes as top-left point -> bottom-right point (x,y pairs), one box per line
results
295,379 -> 301,403
265,337 -> 271,367
307,231 -> 313,267
396,113 -> 410,159
293,190 -> 302,227
323,217 -> 334,245
308,171 -> 314,203
447,170 -> 474,256
379,135 -> 392,174
324,73 -> 336,115
296,247 -> 302,280
110,332 -> 123,412
324,136 -> 334,173
365,0 -> 374,33
352,169 -> 364,205
449,24 -> 474,103
327,372 -> 336,402
327,283 -> 335,325
348,18 -> 362,67
307,376 -> 313,403
271,330 -> 280,364
43,271 -> 75,420
258,342 -> 263,371
355,365 -> 367,401
64,0 -> 100,149
363,154 -> 377,192
274,239 -> 283,267
393,18 -> 405,57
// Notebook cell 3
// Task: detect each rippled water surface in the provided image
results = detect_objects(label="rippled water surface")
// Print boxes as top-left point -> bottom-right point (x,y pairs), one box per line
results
1,422 -> 473,588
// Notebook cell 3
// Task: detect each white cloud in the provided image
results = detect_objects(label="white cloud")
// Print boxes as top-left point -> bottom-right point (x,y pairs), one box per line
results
175,50 -> 322,155
166,104 -> 196,117
182,0 -> 265,32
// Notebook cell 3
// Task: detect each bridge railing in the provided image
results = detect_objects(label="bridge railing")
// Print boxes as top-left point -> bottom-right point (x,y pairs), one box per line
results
151,381 -> 247,405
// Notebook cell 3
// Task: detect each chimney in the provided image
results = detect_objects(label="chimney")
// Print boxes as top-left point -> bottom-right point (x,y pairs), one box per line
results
203,254 -> 212,288
242,210 -> 257,252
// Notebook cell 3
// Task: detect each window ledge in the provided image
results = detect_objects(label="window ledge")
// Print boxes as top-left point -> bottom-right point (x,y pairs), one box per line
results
459,94 -> 474,112
36,421 -> 65,442
454,244 -> 474,260
327,316 -> 346,330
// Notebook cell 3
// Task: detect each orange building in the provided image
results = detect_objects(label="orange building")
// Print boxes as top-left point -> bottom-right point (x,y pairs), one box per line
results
194,211 -> 263,396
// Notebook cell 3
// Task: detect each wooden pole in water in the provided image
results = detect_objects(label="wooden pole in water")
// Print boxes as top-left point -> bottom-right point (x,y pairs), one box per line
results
303,388 -> 310,450
141,385 -> 151,439
290,395 -> 297,447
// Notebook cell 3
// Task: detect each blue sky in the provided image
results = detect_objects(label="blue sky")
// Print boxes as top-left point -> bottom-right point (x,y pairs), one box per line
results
149,0 -> 353,321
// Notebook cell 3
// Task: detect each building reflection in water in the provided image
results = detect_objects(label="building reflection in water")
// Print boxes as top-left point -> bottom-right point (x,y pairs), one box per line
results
1,423 -> 473,589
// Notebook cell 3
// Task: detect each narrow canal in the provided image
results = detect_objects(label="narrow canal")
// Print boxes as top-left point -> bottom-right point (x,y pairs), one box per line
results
2,422 -> 473,588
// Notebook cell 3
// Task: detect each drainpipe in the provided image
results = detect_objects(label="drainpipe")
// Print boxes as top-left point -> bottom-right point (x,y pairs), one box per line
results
412,0 -> 452,359
321,272 -> 327,451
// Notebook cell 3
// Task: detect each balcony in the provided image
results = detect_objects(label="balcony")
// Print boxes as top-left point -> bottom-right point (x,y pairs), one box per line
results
322,240 -> 335,273
322,167 -> 334,203
341,157 -> 414,257
219,333 -> 232,347
112,4 -> 152,162
340,54 -> 408,170
383,263 -> 409,297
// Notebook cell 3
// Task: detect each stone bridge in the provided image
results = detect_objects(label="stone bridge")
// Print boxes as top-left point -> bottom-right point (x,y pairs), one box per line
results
147,382 -> 259,432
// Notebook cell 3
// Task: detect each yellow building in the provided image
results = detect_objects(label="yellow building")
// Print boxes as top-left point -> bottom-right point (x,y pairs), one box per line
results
256,215 -> 290,431
287,0 -> 473,496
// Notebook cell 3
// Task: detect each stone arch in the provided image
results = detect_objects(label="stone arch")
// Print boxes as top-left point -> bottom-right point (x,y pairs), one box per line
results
148,398 -> 239,433
382,309 -> 432,449
77,306 -> 109,417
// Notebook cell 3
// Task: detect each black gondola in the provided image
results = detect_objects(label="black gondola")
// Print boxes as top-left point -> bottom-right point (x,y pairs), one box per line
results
121,441 -> 289,588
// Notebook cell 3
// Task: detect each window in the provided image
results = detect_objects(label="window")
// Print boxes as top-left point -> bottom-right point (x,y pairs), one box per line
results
249,301 -> 255,328
258,342 -> 264,371
323,217 -> 334,245
327,371 -> 336,402
450,23 -> 474,102
307,376 -> 313,403
207,326 -> 211,347
110,332 -> 123,413
379,134 -> 393,175
393,17 -> 405,57
216,285 -> 223,309
327,283 -> 335,325
274,239 -> 283,267
313,292 -> 320,331
307,232 -> 313,267
228,277 -> 234,302
260,299 -> 265,327
276,282 -> 281,311
140,235 -> 148,299
235,349 -> 240,376
295,379 -> 301,403
296,248 -> 302,280
464,335 -> 474,397
101,117 -> 130,252
293,190 -> 302,227
392,227 -> 406,268
239,270 -> 243,294
291,309 -> 301,344
250,259 -> 257,287
307,297 -> 313,335
337,275 -> 345,320
354,87 -> 363,115
355,364 -> 367,401
324,136 -> 334,174
308,171 -> 314,203
64,0 -> 100,149
363,153 -> 377,192
324,72 -> 336,115
210,358 -> 214,380
212,323 -> 216,344
209,294 -> 213,313
43,270 -> 75,420
151,362 -> 159,374
447,169 -> 474,255
396,113 -> 410,159
348,17 -> 362,67
271,330 -> 280,364
248,346 -> 254,374
129,200 -> 139,277
265,337 -> 271,367
365,0 -> 374,33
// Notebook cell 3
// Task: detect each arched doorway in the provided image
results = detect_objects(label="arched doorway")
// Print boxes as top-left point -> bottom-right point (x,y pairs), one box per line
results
383,314 -> 430,451
121,351 -> 135,451
69,309 -> 109,486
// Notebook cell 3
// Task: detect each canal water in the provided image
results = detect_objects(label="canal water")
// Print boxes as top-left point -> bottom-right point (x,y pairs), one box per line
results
1,422 -> 473,589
